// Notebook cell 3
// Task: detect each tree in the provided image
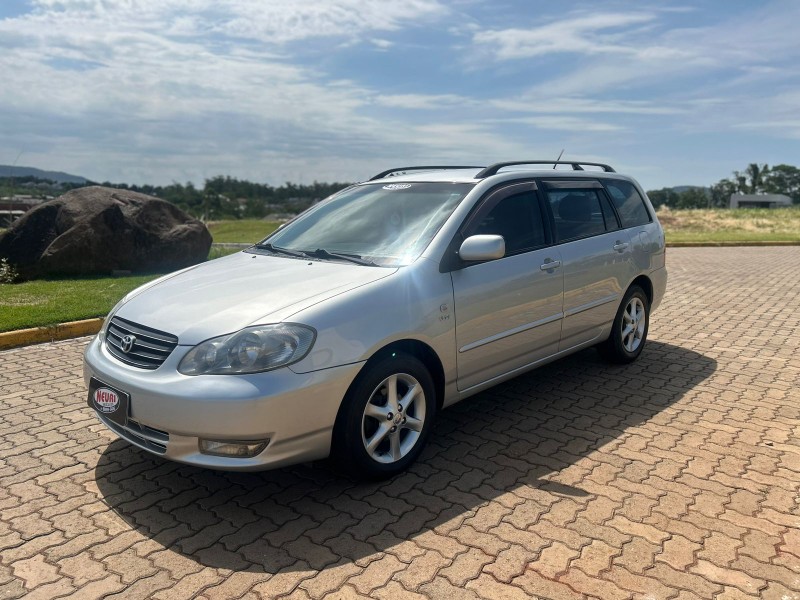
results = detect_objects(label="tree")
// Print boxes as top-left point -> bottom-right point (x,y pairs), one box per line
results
745,163 -> 769,194
710,178 -> 737,208
675,188 -> 708,209
243,197 -> 267,219
694,162 -> 800,207
732,171 -> 748,194
645,188 -> 671,208
763,164 -> 800,203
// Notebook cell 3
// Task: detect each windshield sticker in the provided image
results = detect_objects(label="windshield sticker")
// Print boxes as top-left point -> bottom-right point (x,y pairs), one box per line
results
383,183 -> 412,190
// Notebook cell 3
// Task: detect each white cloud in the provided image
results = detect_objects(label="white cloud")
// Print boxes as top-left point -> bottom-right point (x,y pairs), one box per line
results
722,90 -> 800,140
210,0 -> 448,44
374,94 -> 473,110
0,0 -> 798,190
402,122 -> 536,164
29,0 -> 449,44
370,39 -> 394,50
489,97 -> 683,116
0,0 -> 457,183
473,12 -> 656,60
470,2 -> 800,98
493,116 -> 624,132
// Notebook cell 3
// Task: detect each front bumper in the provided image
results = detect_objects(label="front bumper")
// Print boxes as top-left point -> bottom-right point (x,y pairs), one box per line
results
83,335 -> 363,470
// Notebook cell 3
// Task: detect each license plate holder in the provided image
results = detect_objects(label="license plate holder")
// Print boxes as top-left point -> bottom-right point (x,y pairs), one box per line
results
87,378 -> 130,427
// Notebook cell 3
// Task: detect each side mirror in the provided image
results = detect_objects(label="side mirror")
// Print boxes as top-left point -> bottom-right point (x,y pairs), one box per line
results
459,235 -> 505,262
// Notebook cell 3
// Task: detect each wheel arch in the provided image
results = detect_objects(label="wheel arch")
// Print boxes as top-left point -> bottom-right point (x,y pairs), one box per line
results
330,338 -> 445,462
629,274 -> 653,306
333,339 -> 445,432
361,339 -> 445,410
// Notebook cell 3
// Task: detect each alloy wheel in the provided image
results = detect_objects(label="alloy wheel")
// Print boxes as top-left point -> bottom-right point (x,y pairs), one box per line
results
360,373 -> 426,464
621,297 -> 646,353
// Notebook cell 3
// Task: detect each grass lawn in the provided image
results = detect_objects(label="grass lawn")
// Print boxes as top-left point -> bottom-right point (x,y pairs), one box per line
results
207,220 -> 280,243
659,206 -> 800,243
0,248 -> 246,332
0,274 -> 159,332
207,246 -> 244,260
0,223 -> 262,332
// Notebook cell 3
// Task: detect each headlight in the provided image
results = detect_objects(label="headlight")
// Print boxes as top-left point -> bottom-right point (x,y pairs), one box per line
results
178,324 -> 316,375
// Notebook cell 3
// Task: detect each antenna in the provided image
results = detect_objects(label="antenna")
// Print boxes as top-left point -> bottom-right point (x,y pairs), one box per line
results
553,149 -> 564,169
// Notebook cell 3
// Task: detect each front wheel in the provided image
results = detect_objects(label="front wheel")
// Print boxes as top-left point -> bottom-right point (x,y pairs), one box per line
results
599,285 -> 650,364
332,352 -> 436,480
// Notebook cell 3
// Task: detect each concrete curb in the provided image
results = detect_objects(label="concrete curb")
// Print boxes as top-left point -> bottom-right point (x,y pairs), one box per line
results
666,241 -> 800,247
0,318 -> 103,351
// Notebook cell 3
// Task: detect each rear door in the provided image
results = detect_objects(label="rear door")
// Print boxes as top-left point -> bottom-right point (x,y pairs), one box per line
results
603,178 -> 663,272
450,182 -> 564,391
541,180 -> 636,351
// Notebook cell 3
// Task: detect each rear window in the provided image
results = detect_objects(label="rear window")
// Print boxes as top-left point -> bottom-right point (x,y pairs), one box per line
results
547,190 -> 609,242
604,180 -> 652,228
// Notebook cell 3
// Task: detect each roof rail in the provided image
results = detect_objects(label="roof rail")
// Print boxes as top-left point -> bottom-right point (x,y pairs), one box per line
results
475,161 -> 615,178
368,165 -> 483,181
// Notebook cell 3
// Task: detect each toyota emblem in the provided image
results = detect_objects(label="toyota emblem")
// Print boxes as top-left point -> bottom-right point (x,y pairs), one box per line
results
120,334 -> 136,353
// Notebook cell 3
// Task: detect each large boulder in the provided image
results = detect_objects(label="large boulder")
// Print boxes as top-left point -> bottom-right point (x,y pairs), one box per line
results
0,186 -> 212,278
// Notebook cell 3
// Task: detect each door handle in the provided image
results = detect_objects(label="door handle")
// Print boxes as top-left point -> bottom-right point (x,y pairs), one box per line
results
613,241 -> 629,252
540,259 -> 561,271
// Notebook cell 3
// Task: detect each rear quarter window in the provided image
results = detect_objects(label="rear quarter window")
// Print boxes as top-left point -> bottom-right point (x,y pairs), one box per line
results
604,180 -> 652,228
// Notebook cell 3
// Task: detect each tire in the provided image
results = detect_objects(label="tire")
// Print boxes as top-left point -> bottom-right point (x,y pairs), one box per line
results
599,285 -> 650,364
332,352 -> 436,480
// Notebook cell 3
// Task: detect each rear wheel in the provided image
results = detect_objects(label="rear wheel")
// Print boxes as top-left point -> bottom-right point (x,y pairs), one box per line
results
600,285 -> 649,364
333,352 -> 436,479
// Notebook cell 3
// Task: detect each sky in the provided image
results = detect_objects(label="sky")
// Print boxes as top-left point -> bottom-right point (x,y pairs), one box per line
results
0,0 -> 798,191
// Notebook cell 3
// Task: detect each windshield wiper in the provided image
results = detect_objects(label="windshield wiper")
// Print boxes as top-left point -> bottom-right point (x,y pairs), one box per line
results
302,248 -> 379,267
253,243 -> 309,258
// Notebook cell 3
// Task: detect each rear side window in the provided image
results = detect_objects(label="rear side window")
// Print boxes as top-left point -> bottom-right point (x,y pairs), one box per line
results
547,190 -> 609,243
604,180 -> 652,228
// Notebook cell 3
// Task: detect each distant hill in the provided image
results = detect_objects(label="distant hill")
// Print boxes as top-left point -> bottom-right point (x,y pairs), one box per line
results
0,165 -> 87,184
671,185 -> 710,195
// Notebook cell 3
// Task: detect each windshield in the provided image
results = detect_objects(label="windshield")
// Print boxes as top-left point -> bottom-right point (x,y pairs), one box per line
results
260,182 -> 474,267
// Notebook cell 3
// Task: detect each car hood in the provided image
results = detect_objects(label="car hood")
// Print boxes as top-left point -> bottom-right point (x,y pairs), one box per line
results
115,251 -> 396,345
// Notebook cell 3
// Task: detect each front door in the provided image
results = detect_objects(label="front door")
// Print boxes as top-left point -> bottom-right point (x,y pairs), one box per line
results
451,182 -> 564,391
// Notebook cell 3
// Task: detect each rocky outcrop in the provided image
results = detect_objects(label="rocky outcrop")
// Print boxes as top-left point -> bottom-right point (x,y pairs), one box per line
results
0,186 -> 212,278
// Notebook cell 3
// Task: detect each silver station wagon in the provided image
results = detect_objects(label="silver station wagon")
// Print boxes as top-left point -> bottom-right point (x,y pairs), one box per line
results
84,161 -> 667,478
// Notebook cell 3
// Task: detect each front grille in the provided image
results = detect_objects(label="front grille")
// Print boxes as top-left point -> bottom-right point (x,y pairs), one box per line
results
100,415 -> 169,454
105,316 -> 178,370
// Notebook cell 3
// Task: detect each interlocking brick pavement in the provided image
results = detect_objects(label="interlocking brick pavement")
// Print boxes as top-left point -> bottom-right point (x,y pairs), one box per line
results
1,247 -> 799,599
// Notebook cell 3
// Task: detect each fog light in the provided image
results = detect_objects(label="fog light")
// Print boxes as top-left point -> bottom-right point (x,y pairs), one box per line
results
199,439 -> 269,457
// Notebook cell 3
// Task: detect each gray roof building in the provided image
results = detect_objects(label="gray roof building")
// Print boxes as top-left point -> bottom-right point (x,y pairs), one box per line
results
730,194 -> 792,208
